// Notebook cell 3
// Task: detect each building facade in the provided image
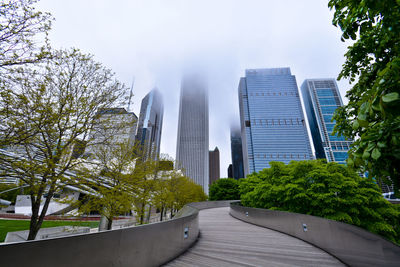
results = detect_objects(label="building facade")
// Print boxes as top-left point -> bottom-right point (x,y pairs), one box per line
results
209,147 -> 220,186
227,164 -> 233,178
85,108 -> 138,158
238,68 -> 313,176
176,75 -> 209,193
230,126 -> 244,179
301,79 -> 352,164
136,89 -> 164,161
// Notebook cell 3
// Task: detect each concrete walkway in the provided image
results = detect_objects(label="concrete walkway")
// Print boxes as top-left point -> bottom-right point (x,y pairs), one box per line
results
165,207 -> 344,267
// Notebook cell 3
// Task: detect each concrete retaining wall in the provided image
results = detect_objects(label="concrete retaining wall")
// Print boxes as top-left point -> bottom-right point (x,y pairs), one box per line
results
230,203 -> 400,267
0,201 -> 232,267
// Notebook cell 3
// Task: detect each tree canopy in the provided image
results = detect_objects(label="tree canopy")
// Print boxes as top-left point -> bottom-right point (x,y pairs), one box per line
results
0,0 -> 52,69
240,160 -> 400,244
0,48 -> 126,239
209,178 -> 240,201
328,0 -> 400,195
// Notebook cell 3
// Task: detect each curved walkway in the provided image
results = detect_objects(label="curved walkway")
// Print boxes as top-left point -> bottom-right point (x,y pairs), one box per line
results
165,207 -> 344,267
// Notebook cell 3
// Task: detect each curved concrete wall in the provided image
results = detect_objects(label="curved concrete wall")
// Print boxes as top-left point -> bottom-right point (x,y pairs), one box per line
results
230,203 -> 400,267
0,201 -> 232,267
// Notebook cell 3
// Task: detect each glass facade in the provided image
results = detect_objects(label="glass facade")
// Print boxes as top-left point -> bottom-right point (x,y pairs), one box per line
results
136,89 -> 164,161
238,68 -> 313,176
230,126 -> 244,179
176,74 -> 209,193
301,79 -> 352,164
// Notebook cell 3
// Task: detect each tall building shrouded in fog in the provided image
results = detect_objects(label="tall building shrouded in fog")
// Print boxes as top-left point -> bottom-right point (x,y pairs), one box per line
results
301,79 -> 352,164
238,68 -> 313,176
176,75 -> 209,193
209,147 -> 220,186
136,89 -> 164,161
230,126 -> 244,179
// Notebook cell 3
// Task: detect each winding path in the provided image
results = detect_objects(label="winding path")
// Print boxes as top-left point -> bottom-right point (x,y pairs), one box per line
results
165,207 -> 344,267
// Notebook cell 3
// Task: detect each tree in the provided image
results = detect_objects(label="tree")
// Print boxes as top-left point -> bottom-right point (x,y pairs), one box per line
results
0,0 -> 52,69
240,160 -> 400,244
209,178 -> 240,201
77,141 -> 141,230
0,48 -> 126,240
328,0 -> 400,196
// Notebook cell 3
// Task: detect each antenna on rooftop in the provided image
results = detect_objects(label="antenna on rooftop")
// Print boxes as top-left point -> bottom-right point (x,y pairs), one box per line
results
127,76 -> 135,112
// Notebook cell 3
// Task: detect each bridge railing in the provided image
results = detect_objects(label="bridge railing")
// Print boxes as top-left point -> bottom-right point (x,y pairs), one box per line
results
230,202 -> 400,267
0,201 -> 232,267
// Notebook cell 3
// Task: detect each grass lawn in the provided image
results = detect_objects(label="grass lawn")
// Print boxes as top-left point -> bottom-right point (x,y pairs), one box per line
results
0,219 -> 99,242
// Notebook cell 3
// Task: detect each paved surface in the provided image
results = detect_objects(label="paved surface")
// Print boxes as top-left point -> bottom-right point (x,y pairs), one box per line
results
165,207 -> 344,267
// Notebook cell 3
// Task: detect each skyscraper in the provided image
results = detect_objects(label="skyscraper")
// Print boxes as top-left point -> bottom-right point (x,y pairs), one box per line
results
227,164 -> 233,178
301,79 -> 352,164
209,147 -> 220,186
230,126 -> 244,179
176,75 -> 209,193
238,68 -> 313,176
136,89 -> 164,161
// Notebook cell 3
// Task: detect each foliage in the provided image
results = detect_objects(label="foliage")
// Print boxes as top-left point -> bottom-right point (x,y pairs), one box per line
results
328,0 -> 400,196
240,160 -> 400,244
0,48 -> 126,239
209,178 -> 240,201
0,184 -> 20,204
0,0 -> 52,69
77,141 -> 145,230
0,219 -> 99,242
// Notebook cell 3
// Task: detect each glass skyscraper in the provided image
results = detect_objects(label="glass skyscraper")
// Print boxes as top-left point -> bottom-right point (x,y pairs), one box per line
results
176,74 -> 209,193
238,68 -> 313,176
301,79 -> 352,164
230,126 -> 244,179
136,88 -> 164,161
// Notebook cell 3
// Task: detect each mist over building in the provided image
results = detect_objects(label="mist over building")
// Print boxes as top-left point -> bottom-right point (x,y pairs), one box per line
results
176,74 -> 209,193
238,68 -> 313,176
136,89 -> 164,161
301,79 -> 351,164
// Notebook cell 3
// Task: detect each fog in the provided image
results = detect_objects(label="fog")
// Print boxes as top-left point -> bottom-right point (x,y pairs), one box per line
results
38,0 -> 351,177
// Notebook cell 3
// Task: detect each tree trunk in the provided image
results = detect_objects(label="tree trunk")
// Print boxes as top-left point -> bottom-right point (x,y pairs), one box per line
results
27,190 -> 54,240
107,218 -> 113,230
146,204 -> 152,223
160,206 -> 164,221
139,202 -> 145,224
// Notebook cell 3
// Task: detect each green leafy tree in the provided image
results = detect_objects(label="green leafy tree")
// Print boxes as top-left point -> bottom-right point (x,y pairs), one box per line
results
0,48 -> 126,240
77,141 -> 142,230
328,0 -> 400,195
240,160 -> 400,244
209,178 -> 240,201
0,0 -> 52,69
170,175 -> 207,211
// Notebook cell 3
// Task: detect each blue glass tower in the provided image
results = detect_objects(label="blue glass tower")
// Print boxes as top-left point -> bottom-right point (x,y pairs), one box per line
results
230,126 -> 244,179
301,79 -> 352,164
238,68 -> 313,176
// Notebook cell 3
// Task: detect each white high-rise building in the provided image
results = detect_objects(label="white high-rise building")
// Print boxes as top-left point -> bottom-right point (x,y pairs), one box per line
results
176,74 -> 209,193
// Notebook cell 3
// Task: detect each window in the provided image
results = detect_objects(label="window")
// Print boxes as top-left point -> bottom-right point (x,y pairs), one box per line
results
321,106 -> 338,114
316,89 -> 334,97
245,120 -> 251,127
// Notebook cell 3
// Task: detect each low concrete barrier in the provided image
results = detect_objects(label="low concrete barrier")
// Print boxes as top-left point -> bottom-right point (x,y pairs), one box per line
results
0,201 -> 232,267
230,202 -> 400,267
5,226 -> 90,243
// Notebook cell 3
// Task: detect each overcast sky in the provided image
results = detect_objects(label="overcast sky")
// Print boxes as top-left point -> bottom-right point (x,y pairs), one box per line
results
38,0 -> 351,178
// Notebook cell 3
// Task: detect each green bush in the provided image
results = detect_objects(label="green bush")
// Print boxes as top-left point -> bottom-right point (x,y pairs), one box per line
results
209,178 -> 240,201
240,160 -> 400,244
